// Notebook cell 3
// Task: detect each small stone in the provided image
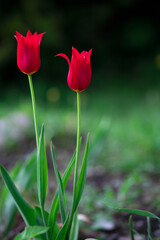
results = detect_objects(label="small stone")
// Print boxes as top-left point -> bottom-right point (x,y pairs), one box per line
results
78,214 -> 90,223
154,229 -> 160,237
92,219 -> 115,231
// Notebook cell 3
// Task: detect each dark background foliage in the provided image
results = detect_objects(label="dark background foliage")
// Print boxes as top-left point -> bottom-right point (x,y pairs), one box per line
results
0,0 -> 160,97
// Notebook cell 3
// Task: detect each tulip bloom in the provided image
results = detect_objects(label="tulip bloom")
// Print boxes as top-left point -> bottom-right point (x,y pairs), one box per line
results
56,47 -> 92,92
15,30 -> 45,75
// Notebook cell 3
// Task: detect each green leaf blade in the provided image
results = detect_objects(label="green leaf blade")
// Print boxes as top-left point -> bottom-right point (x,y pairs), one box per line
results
0,165 -> 37,226
147,217 -> 152,240
51,144 -> 66,224
0,162 -> 22,238
114,207 -> 160,220
37,125 -> 48,208
55,214 -> 69,240
48,150 -> 76,240
133,230 -> 146,240
1,153 -> 37,238
74,134 -> 89,211
69,212 -> 79,240
14,226 -> 49,240
129,216 -> 135,240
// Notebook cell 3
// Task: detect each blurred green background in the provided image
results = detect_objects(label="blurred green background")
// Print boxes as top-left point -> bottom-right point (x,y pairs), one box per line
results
1,1 -> 160,238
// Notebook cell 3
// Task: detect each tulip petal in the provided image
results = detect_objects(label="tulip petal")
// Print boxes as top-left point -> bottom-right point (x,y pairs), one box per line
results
15,31 -> 23,40
27,30 -> 32,37
88,49 -> 92,56
56,53 -> 71,66
37,33 -> 46,45
86,49 -> 92,62
72,47 -> 80,59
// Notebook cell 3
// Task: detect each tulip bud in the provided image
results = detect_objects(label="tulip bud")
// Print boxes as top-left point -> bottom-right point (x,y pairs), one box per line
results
56,47 -> 92,92
15,30 -> 45,75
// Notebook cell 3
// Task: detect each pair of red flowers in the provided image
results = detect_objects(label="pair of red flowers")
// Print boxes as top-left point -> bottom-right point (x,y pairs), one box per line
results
15,31 -> 92,92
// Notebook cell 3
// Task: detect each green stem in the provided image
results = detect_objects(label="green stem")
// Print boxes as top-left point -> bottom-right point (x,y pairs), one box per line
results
69,92 -> 81,237
74,92 -> 81,203
28,74 -> 39,149
28,75 -> 48,240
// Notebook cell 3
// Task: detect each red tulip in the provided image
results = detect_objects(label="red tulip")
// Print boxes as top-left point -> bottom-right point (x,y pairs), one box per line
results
15,30 -> 45,75
56,47 -> 92,92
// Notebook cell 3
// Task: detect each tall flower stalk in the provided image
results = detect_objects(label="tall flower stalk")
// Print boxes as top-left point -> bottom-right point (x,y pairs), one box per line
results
56,47 -> 92,237
28,76 -> 48,240
15,30 -> 45,147
15,30 -> 49,240
69,92 -> 81,231
74,92 -> 81,205
28,74 -> 39,149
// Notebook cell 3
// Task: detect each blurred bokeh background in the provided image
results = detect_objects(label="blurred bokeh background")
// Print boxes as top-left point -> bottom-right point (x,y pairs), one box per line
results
1,0 -> 160,239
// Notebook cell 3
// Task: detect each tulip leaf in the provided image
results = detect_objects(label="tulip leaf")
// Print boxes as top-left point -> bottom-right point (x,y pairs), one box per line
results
48,149 -> 77,240
55,214 -> 69,240
0,162 -> 21,238
14,226 -> 49,240
1,153 -> 37,238
74,134 -> 89,211
69,211 -> 79,240
37,124 -> 48,208
34,205 -> 60,240
0,162 -> 21,210
51,144 -> 66,224
50,222 -> 60,240
35,206 -> 49,225
0,165 -> 37,226
113,207 -> 160,220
